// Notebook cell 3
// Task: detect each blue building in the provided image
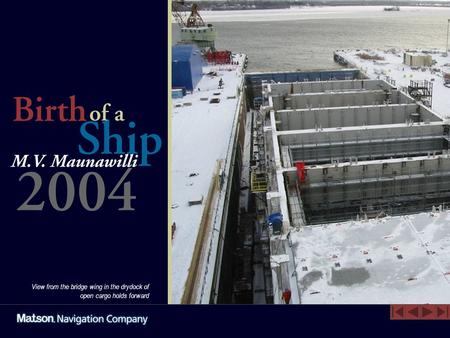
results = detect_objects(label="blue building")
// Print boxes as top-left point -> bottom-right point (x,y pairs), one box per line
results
172,44 -> 204,91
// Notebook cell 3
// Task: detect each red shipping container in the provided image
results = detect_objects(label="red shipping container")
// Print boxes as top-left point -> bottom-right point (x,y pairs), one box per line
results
295,162 -> 306,183
206,50 -> 231,64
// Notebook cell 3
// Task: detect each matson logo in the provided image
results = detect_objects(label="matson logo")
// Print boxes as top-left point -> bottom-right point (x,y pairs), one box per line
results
16,313 -> 148,325
17,313 -> 55,324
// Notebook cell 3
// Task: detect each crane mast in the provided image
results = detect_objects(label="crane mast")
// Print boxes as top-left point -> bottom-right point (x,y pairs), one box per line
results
172,1 -> 216,51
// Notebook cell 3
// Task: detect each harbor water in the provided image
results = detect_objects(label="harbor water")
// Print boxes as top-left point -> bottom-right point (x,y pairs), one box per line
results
172,6 -> 450,72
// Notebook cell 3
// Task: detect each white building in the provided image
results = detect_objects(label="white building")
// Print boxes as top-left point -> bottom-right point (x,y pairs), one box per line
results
403,52 -> 433,67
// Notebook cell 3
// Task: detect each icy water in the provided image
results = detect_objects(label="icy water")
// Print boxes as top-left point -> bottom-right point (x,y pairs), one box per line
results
172,7 -> 450,72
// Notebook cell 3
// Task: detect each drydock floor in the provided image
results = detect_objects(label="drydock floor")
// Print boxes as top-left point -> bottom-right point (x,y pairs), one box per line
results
292,211 -> 450,304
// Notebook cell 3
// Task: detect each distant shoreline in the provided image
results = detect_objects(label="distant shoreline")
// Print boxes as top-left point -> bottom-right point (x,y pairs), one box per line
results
193,2 -> 450,12
180,6 -> 450,23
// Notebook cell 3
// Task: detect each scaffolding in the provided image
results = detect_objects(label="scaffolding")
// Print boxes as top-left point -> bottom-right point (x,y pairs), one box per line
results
408,80 -> 433,107
250,108 -> 269,194
251,172 -> 268,193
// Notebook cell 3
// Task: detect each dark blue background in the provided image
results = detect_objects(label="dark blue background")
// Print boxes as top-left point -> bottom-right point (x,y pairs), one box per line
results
0,304 -> 446,336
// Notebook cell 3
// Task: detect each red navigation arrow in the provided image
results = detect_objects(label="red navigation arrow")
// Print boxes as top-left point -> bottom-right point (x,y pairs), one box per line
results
395,307 -> 404,318
391,305 -> 404,320
391,305 -> 450,320
408,306 -> 419,318
437,306 -> 447,318
422,306 -> 433,318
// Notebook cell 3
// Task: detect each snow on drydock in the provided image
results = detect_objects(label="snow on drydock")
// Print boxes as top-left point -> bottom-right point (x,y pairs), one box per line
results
293,211 -> 450,304
171,54 -> 245,303
335,49 -> 450,118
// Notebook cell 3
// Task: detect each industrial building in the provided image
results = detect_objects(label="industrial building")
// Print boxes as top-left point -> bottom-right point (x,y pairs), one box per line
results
403,52 -> 433,67
172,44 -> 204,91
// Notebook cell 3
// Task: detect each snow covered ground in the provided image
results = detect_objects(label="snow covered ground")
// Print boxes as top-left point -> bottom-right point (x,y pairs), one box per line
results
196,6 -> 450,23
171,54 -> 245,303
335,48 -> 450,118
293,211 -> 450,304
